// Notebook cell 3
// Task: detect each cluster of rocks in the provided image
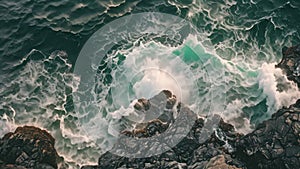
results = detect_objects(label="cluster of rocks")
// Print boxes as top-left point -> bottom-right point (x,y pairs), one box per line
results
276,44 -> 300,86
0,45 -> 300,169
232,44 -> 300,168
121,90 -> 177,138
82,91 -> 243,168
81,45 -> 300,169
0,126 -> 58,169
235,102 -> 300,169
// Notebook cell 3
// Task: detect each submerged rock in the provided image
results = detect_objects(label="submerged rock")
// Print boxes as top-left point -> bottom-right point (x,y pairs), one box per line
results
0,126 -> 58,169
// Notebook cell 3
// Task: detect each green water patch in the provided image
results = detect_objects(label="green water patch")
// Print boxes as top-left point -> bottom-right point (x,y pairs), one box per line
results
172,42 -> 215,67
242,99 -> 268,125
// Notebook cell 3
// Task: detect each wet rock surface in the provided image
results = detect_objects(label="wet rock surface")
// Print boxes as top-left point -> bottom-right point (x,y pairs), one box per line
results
81,98 -> 300,169
2,46 -> 300,169
121,90 -> 177,138
235,103 -> 300,169
0,126 -> 58,169
81,46 -> 300,169
234,45 -> 300,169
276,44 -> 300,86
82,90 -> 243,169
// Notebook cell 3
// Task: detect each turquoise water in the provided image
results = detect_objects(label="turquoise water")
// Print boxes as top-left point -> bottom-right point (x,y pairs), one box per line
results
0,0 -> 300,168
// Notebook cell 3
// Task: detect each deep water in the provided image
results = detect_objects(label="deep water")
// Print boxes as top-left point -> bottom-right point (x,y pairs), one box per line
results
0,0 -> 300,168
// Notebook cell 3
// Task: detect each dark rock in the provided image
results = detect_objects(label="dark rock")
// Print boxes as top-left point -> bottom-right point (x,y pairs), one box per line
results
0,126 -> 58,169
204,155 -> 241,169
0,164 -> 27,169
87,90 -> 242,169
276,44 -> 300,87
134,98 -> 150,111
83,87 -> 300,169
80,166 -> 98,169
2,45 -> 300,169
121,90 -> 178,138
235,103 -> 300,169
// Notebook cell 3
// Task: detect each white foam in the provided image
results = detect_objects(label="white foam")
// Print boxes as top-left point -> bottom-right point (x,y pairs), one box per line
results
1,5 -> 300,168
258,63 -> 300,113
2,39 -> 300,168
222,99 -> 253,133
220,62 -> 300,133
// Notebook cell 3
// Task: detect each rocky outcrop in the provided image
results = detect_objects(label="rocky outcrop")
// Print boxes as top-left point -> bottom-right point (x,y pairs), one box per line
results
81,45 -> 300,169
2,45 -> 300,169
82,117 -> 243,168
276,44 -> 300,86
232,45 -> 300,169
82,90 -> 244,169
205,155 -> 241,169
81,96 -> 300,169
0,126 -> 58,169
235,102 -> 300,169
121,90 -> 177,138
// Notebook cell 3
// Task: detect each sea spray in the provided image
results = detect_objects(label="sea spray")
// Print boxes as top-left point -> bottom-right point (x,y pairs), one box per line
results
0,0 -> 300,168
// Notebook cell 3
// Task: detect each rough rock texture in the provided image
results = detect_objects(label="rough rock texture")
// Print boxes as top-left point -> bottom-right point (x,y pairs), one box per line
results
2,45 -> 300,169
276,44 -> 300,86
121,90 -> 176,138
82,116 -> 243,169
234,45 -> 300,169
82,90 -> 243,169
82,97 -> 300,169
205,155 -> 241,169
235,103 -> 300,169
81,45 -> 300,169
0,126 -> 58,169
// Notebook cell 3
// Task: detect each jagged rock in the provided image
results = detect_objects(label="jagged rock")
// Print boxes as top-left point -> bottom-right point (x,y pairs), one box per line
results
121,90 -> 178,138
0,126 -> 58,169
83,90 -> 243,169
2,45 -> 300,169
82,88 -> 300,169
276,44 -> 300,86
229,44 -> 300,169
235,103 -> 300,169
205,155 -> 241,169
88,113 -> 243,169
0,164 -> 27,169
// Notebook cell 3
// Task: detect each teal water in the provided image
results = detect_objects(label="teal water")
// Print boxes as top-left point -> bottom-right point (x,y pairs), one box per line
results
0,0 -> 300,168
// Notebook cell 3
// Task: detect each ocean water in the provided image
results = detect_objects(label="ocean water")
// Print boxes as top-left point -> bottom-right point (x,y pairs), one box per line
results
0,0 -> 300,168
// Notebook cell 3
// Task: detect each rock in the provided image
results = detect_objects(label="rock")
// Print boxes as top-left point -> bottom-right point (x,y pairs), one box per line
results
205,155 -> 241,169
82,88 -> 300,169
0,164 -> 27,169
121,90 -> 178,138
85,90 -> 242,169
134,98 -> 150,111
276,44 -> 300,87
235,103 -> 300,169
0,126 -> 58,169
81,165 -> 98,169
2,44 -> 300,169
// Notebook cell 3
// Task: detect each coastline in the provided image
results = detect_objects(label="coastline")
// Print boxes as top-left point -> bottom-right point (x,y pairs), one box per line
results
1,45 -> 300,169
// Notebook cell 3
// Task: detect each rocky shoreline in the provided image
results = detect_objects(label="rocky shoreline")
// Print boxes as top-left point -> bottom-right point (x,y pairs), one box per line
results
1,45 -> 300,169
0,126 -> 58,169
